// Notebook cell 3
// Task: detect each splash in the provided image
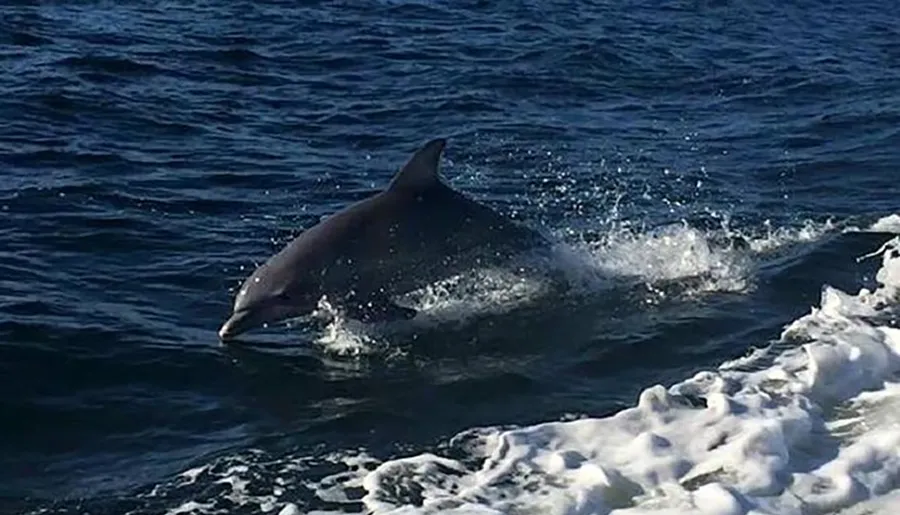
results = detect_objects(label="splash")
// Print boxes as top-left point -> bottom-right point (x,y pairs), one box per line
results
398,266 -> 553,323
746,218 -> 838,253
306,267 -> 554,358
309,296 -> 385,358
568,222 -> 754,296
309,216 -> 840,356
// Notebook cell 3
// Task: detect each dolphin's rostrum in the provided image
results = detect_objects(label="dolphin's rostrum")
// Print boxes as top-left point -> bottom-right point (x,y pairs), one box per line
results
218,138 -> 549,341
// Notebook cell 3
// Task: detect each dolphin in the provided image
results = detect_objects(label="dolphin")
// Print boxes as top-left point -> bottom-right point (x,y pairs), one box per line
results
218,138 -> 550,341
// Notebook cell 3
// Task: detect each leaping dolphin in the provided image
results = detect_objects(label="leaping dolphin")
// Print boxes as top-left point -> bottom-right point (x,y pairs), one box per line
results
218,138 -> 550,341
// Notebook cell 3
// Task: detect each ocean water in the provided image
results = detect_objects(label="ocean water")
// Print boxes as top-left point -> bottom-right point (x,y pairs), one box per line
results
2,1 -> 899,514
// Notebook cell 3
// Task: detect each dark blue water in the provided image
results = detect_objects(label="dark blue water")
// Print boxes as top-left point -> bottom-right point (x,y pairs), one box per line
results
1,1 -> 898,513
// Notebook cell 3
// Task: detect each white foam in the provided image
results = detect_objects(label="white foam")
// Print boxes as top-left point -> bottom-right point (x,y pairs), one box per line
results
869,214 -> 900,234
146,448 -> 382,515
358,232 -> 900,514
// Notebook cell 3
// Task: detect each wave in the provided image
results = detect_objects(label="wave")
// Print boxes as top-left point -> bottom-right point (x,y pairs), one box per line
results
57,55 -> 163,76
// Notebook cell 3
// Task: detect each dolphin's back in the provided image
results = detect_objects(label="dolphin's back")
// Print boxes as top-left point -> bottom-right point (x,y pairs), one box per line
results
309,180 -> 545,298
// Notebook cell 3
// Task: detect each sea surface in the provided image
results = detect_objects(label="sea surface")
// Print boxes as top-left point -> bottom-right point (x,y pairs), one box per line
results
2,1 -> 900,514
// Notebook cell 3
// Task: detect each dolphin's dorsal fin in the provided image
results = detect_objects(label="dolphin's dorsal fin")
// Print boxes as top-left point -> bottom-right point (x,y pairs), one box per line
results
388,138 -> 447,192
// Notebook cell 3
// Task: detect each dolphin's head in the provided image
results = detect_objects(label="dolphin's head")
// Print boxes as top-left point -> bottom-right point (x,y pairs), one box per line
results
218,249 -> 325,341
218,137 -> 451,341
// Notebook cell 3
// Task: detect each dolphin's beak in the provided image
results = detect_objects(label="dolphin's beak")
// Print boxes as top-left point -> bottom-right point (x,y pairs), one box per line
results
218,309 -> 253,341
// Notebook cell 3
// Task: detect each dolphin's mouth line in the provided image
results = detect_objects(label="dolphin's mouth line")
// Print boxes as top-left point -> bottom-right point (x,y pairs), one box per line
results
218,308 -> 254,340
219,305 -> 317,341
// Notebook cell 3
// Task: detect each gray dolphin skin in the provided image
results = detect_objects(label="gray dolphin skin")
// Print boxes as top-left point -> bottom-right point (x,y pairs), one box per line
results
218,138 -> 549,341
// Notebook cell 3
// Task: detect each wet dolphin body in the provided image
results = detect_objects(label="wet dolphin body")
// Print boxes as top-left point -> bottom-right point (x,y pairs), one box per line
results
218,138 -> 550,341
